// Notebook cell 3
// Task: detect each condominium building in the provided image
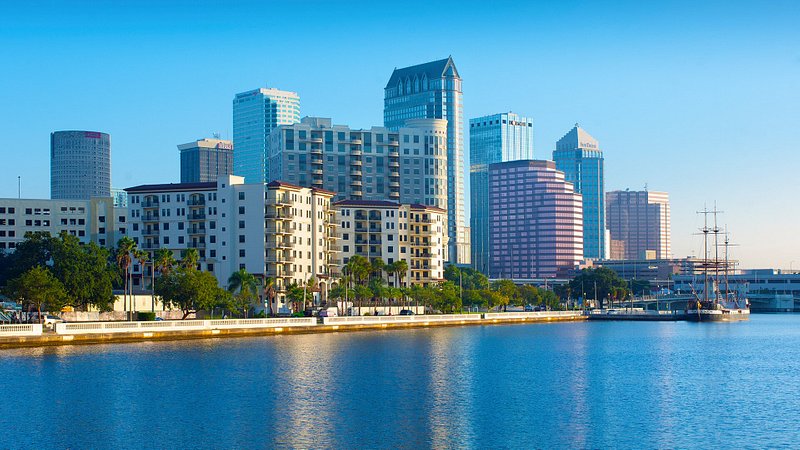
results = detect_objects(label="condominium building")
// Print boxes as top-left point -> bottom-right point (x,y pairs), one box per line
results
51,130 -> 112,200
489,160 -> 583,279
111,188 -> 128,208
124,176 -> 337,313
384,56 -> 469,265
469,112 -> 535,274
553,124 -> 606,260
179,138 -> 234,183
268,117 -> 448,211
606,190 -> 671,260
333,200 -> 447,286
233,87 -> 300,183
0,197 -> 127,251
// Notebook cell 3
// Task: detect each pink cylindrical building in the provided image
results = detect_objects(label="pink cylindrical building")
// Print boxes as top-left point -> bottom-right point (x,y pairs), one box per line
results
488,160 -> 583,279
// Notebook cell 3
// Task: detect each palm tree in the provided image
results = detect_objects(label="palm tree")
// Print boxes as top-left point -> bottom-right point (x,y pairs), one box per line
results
393,259 -> 409,288
371,258 -> 385,282
263,276 -> 276,316
182,248 -> 199,270
227,269 -> 258,318
116,236 -> 136,316
134,248 -> 149,288
154,248 -> 176,277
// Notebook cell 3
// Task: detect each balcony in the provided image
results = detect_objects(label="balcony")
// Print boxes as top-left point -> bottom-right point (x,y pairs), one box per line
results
311,156 -> 323,164
389,161 -> 399,168
389,171 -> 400,179
350,169 -> 362,176
350,139 -> 362,145
327,257 -> 341,265
268,239 -> 293,250
188,226 -> 206,235
312,168 -> 324,175
352,190 -> 363,197
188,242 -> 206,249
368,212 -> 381,221
140,242 -> 157,250
327,243 -> 341,251
188,212 -> 206,221
142,228 -> 159,237
141,200 -> 159,209
389,181 -> 400,188
389,191 -> 400,199
309,137 -> 323,144
350,180 -> 362,186
274,195 -> 291,206
310,147 -> 323,155
142,214 -> 159,222
187,198 -> 205,207
267,224 -> 290,234
387,140 -> 399,146
350,158 -> 362,165
265,210 -> 294,220
350,149 -> 362,156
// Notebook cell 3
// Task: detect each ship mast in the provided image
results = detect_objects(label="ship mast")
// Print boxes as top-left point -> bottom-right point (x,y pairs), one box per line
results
713,204 -> 720,305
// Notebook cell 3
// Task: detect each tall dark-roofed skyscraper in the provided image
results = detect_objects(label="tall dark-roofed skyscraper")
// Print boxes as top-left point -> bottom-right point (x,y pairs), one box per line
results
384,56 -> 469,265
179,138 -> 233,183
50,130 -> 111,200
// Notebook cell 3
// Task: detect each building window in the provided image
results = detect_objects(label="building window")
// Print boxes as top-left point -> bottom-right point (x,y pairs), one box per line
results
239,235 -> 245,243
239,249 -> 246,257
238,220 -> 245,229
238,192 -> 245,200
239,206 -> 245,214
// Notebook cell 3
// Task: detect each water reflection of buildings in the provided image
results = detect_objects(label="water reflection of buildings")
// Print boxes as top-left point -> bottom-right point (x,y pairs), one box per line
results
426,328 -> 477,447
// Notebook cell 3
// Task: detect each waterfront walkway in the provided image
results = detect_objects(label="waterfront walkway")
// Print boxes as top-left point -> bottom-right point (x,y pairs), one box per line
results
0,311 -> 584,349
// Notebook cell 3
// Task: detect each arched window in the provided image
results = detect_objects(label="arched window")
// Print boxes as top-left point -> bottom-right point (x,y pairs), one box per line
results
405,78 -> 411,95
413,76 -> 419,93
421,74 -> 428,91
397,80 -> 403,95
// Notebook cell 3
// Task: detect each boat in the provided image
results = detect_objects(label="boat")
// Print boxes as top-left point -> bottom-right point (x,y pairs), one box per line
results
685,206 -> 750,322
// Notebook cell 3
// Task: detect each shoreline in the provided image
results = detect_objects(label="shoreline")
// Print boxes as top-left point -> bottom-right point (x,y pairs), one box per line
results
0,314 -> 585,350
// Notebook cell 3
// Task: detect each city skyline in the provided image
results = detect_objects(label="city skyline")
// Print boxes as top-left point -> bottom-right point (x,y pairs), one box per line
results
1,1 -> 798,268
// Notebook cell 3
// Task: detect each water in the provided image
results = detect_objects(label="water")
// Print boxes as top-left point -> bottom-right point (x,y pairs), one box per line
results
2,315 -> 800,449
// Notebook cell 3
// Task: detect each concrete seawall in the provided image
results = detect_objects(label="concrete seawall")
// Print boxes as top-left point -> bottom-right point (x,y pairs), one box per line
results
0,313 -> 585,349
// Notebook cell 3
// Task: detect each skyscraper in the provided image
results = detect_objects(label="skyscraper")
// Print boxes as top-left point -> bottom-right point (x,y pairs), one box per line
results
384,56 -> 469,265
268,117 -> 447,213
606,190 -> 671,260
232,87 -> 300,183
50,130 -> 111,200
553,124 -> 606,260
488,160 -> 583,279
179,138 -> 234,183
469,112 -> 534,274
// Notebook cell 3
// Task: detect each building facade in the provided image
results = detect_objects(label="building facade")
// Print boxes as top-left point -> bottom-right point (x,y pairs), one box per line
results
232,87 -> 300,184
0,197 -> 127,251
51,130 -> 111,200
606,190 -> 671,260
384,57 -> 469,265
469,112 -> 535,274
488,160 -> 583,279
553,124 -> 606,260
125,176 -> 337,313
334,200 -> 447,286
179,138 -> 234,183
268,117 -> 447,211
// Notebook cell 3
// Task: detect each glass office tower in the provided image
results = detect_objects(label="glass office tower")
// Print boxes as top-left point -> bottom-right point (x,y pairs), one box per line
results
233,87 -> 300,183
469,112 -> 534,274
553,124 -> 606,260
384,56 -> 469,265
51,130 -> 111,200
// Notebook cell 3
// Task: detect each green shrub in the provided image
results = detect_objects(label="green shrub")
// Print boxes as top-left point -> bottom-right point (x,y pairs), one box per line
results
137,311 -> 156,321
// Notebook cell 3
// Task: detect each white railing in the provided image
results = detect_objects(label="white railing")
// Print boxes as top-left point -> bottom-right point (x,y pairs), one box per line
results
0,324 -> 43,336
482,311 -> 583,320
54,318 -> 316,335
322,314 -> 482,326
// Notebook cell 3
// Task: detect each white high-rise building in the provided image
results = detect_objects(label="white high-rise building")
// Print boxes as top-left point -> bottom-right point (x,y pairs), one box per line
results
125,176 -> 337,313
233,88 -> 300,184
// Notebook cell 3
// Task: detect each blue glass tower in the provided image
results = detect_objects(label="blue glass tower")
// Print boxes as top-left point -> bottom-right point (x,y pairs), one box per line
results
553,124 -> 606,260
469,112 -> 534,274
233,88 -> 300,183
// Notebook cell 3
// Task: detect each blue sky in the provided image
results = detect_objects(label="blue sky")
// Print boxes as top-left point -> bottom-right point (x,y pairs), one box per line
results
1,0 -> 798,268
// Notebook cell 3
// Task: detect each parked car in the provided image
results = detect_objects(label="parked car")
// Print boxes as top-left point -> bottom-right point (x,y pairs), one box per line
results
42,315 -> 63,328
524,305 -> 534,312
319,308 -> 338,318
399,309 -> 415,316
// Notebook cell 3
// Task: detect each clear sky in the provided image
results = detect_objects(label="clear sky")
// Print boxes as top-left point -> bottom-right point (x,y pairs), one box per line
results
1,0 -> 798,268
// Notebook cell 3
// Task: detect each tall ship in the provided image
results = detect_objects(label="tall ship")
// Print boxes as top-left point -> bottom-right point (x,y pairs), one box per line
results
685,206 -> 750,322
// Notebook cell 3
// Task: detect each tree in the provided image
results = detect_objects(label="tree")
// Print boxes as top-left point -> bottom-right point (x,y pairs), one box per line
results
353,285 -> 373,314
286,283 -> 310,315
155,268 -> 226,319
391,259 -> 409,288
519,285 -> 542,307
630,279 -> 651,296
134,248 -> 150,290
227,269 -> 258,318
346,255 -> 371,286
569,267 -> 629,309
262,277 -> 277,316
444,265 -> 489,291
116,236 -> 137,313
4,266 -> 67,320
463,289 -> 487,309
368,277 -> 387,314
154,248 -> 176,277
491,279 -> 518,311
181,248 -> 200,270
370,258 -> 385,282
51,234 -> 115,311
434,281 -> 461,313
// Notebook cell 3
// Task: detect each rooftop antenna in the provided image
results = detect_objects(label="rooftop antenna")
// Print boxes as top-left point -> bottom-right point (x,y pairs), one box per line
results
18,176 -> 21,199
212,132 -> 221,139
644,182 -> 648,192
